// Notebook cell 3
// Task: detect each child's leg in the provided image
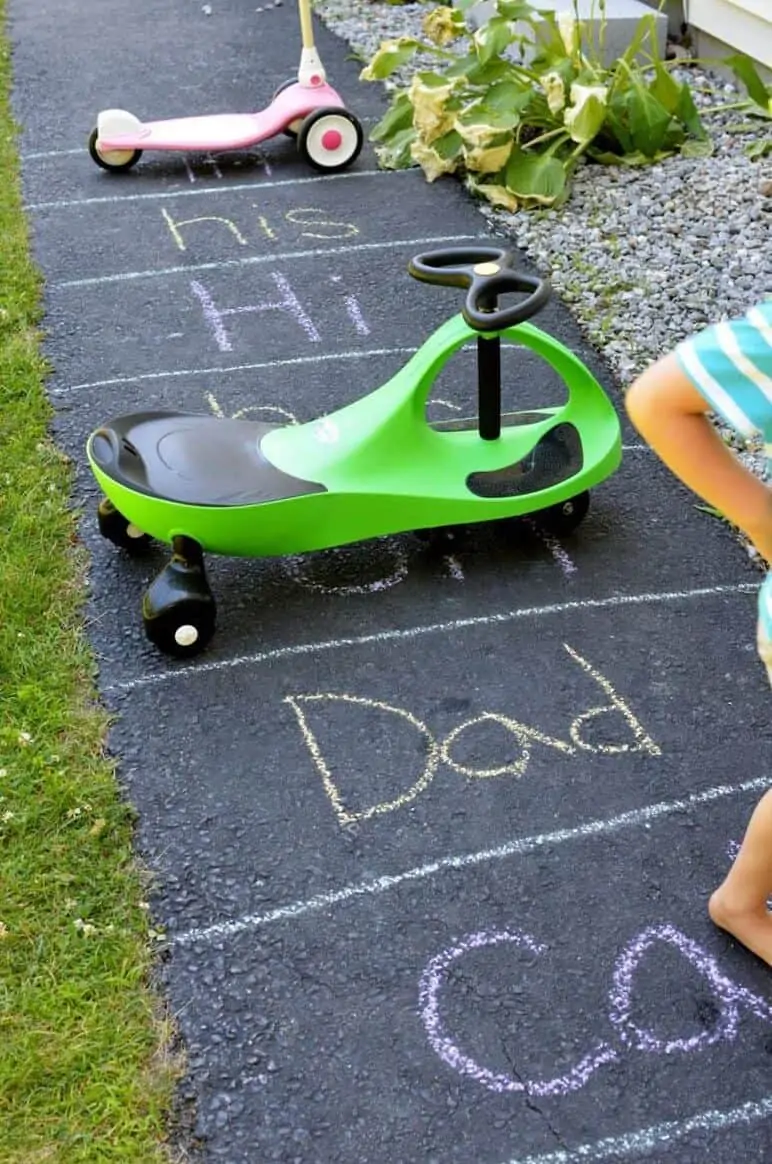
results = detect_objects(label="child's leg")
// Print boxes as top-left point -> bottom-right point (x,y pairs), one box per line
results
709,583 -> 772,965
709,791 -> 772,966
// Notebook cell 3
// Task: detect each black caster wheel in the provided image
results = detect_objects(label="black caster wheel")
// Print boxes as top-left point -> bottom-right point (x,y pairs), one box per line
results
414,525 -> 467,550
272,79 -> 303,138
297,108 -> 363,173
142,537 -> 216,658
97,497 -> 152,553
88,128 -> 142,172
532,491 -> 590,537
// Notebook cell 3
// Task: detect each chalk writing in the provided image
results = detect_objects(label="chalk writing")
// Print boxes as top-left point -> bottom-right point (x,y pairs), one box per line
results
204,392 -> 299,425
285,542 -> 408,597
203,392 -> 464,428
191,272 -> 320,351
285,645 -> 660,825
287,694 -> 440,824
443,554 -> 465,581
191,271 -> 372,350
256,213 -> 276,241
420,923 -> 772,1097
329,274 -> 370,337
285,208 -> 359,240
183,154 -> 226,183
163,207 -> 248,250
162,205 -> 359,251
525,518 -> 577,578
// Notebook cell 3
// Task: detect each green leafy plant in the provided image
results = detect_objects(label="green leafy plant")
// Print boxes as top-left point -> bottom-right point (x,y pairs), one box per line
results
725,52 -> 772,161
361,0 -> 711,210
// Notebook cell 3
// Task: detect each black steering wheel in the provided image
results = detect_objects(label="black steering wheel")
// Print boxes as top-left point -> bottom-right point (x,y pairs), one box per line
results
408,246 -> 550,332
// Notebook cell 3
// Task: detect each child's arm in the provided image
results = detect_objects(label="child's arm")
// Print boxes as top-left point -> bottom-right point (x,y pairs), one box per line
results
626,352 -> 772,565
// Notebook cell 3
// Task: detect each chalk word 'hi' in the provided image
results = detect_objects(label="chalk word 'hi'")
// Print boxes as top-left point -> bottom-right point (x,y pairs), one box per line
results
286,644 -> 660,826
420,923 -> 772,1098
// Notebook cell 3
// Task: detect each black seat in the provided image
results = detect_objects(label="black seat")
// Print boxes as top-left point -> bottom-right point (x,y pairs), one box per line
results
88,411 -> 327,506
466,423 -> 583,498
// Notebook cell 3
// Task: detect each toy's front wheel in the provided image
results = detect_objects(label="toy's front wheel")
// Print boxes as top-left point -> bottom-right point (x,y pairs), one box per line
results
143,596 -> 216,658
297,108 -> 363,172
88,128 -> 142,172
143,537 -> 216,658
97,497 -> 152,553
532,491 -> 590,536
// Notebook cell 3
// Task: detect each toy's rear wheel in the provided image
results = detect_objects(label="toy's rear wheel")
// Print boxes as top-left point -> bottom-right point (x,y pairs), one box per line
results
97,497 -> 152,553
532,491 -> 590,536
272,79 -> 304,138
297,108 -> 363,172
414,525 -> 465,548
88,128 -> 142,172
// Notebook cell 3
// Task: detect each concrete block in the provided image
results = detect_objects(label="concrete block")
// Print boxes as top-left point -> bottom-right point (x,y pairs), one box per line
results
460,0 -> 669,67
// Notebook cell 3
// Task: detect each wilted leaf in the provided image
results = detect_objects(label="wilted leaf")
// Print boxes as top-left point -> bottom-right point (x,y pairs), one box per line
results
542,71 -> 566,115
464,135 -> 514,173
557,13 -> 580,57
411,137 -> 458,181
422,6 -> 465,47
469,179 -> 520,211
360,38 -> 425,82
409,75 -> 458,143
563,82 -> 608,144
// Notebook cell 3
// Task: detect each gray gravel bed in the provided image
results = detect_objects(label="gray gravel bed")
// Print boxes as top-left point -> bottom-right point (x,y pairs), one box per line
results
316,0 -> 772,505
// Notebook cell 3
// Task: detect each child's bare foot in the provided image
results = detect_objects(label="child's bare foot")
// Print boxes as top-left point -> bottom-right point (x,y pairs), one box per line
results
709,888 -> 772,967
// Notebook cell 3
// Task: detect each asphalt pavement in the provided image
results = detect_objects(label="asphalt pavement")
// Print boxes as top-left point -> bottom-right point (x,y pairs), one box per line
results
9,0 -> 772,1159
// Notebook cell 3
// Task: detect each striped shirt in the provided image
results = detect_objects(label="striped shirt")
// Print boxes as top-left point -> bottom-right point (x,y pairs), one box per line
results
675,300 -> 772,440
675,299 -> 772,638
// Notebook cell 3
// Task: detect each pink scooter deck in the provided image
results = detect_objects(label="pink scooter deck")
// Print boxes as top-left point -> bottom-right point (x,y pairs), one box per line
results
98,83 -> 346,152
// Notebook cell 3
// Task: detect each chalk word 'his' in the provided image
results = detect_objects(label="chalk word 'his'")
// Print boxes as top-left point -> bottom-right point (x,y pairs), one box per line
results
161,206 -> 360,252
420,924 -> 772,1097
286,644 -> 660,826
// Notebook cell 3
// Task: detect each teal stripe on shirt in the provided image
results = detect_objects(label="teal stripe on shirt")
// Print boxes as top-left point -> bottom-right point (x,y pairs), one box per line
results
675,302 -> 772,440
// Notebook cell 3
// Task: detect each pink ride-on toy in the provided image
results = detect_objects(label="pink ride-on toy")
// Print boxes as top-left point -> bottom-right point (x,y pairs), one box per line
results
88,0 -> 364,174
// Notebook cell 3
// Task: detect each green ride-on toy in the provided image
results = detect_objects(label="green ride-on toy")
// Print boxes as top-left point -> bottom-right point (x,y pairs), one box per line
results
87,245 -> 622,658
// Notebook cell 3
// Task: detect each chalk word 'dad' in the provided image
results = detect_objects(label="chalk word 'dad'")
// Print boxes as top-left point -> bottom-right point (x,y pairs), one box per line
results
420,923 -> 772,1098
286,644 -> 660,826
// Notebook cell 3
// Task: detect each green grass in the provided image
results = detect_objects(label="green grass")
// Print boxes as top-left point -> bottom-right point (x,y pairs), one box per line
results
0,3 -> 181,1159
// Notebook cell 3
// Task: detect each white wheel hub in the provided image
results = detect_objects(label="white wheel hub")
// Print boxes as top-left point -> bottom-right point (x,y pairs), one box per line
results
303,114 -> 359,168
126,523 -> 145,539
174,624 -> 199,648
